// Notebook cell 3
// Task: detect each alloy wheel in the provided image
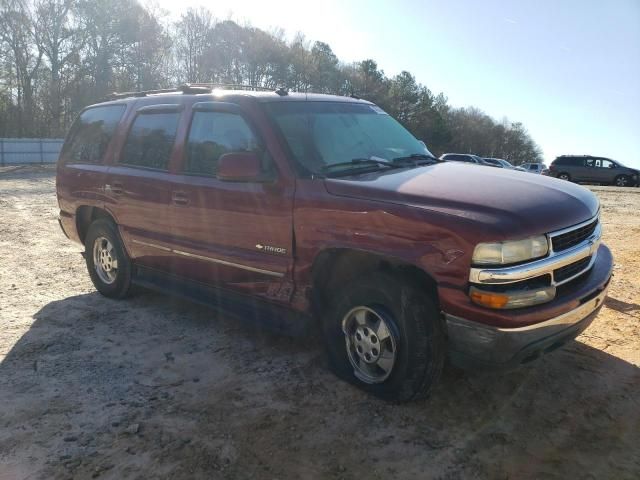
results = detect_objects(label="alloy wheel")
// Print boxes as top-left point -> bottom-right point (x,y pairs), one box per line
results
615,176 -> 628,187
93,236 -> 118,284
342,306 -> 397,384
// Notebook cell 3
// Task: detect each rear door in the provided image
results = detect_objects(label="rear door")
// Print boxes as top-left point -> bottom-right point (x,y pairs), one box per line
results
57,105 -> 127,223
565,157 -> 583,179
104,103 -> 183,272
164,100 -> 295,304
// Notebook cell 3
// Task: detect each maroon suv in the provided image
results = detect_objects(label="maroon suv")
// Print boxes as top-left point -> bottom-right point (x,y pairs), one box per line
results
56,85 -> 613,402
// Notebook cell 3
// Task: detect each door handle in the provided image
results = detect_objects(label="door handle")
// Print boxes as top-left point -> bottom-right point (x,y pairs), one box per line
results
172,191 -> 190,206
106,181 -> 124,195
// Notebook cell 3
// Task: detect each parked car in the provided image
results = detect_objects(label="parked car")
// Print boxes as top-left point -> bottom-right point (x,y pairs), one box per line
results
548,155 -> 639,187
481,158 -> 505,168
483,157 -> 525,170
521,162 -> 547,174
440,153 -> 498,166
56,85 -> 613,402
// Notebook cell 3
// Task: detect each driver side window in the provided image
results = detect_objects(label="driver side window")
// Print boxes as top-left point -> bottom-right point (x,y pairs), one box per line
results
184,111 -> 261,176
600,159 -> 614,169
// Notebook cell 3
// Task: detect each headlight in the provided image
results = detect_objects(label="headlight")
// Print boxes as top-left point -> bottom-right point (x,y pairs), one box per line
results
472,235 -> 549,265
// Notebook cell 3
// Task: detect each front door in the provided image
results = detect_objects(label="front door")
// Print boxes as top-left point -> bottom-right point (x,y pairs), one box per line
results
592,158 -> 616,184
165,101 -> 295,304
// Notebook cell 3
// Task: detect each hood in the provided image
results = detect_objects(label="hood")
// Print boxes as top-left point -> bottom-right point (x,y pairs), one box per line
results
324,162 -> 600,238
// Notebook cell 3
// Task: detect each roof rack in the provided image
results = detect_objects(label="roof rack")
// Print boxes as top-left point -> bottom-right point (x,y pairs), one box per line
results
106,83 -> 283,100
107,85 -> 208,100
185,83 -> 275,92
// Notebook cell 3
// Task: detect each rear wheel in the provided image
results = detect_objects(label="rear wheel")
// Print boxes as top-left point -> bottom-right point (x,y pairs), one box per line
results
558,172 -> 571,181
85,219 -> 132,298
614,175 -> 630,187
323,271 -> 445,402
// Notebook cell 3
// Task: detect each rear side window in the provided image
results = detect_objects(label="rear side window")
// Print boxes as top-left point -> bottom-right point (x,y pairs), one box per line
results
62,105 -> 125,164
555,157 -> 582,166
120,112 -> 180,170
184,111 -> 261,176
445,154 -> 467,162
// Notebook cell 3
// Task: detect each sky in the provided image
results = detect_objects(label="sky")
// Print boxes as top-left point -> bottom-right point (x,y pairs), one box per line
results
155,0 -> 640,168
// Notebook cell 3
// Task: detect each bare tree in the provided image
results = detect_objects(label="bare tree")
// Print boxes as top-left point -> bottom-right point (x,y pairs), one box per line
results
0,0 -> 44,135
0,1 -> 543,163
174,7 -> 213,83
33,0 -> 81,135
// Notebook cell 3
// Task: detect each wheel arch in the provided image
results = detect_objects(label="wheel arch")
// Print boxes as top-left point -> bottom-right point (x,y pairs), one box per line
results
75,205 -> 116,244
310,248 -> 439,316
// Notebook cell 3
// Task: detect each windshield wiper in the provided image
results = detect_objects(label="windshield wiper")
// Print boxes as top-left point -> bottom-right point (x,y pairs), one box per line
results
321,158 -> 395,174
391,153 -> 442,165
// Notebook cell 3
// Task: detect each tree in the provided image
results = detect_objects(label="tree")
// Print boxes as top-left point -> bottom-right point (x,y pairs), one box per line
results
174,7 -> 213,83
308,41 -> 339,93
0,0 -> 543,165
33,0 -> 81,135
0,0 -> 44,136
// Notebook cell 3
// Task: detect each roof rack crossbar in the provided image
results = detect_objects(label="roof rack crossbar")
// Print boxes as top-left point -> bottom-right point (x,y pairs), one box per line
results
107,83 -> 286,100
107,87 -> 184,99
184,83 -> 274,92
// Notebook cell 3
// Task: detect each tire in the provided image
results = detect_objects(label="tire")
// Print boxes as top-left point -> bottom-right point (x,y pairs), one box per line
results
614,175 -> 630,187
558,172 -> 571,181
85,218 -> 132,298
323,271 -> 445,402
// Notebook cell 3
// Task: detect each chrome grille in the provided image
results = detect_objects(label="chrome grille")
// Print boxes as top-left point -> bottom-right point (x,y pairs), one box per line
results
552,218 -> 598,252
553,256 -> 591,283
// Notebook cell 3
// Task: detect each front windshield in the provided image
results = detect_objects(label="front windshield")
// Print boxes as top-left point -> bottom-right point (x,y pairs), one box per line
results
263,101 -> 433,175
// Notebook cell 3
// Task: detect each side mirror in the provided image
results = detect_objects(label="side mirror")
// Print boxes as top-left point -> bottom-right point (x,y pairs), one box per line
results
217,151 -> 263,182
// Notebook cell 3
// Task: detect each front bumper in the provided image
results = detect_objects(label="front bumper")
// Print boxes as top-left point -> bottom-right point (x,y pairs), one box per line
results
445,256 -> 613,369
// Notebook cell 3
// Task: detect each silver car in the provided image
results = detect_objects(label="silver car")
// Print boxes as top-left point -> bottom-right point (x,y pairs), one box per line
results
521,162 -> 547,174
483,158 -> 526,171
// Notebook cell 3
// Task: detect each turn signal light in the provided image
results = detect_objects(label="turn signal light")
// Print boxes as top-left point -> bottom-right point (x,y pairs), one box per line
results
469,286 -> 556,309
469,289 -> 509,309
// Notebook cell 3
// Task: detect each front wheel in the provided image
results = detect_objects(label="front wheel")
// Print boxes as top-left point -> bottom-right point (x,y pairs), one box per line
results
323,272 -> 445,402
85,218 -> 132,298
614,175 -> 630,187
558,172 -> 571,181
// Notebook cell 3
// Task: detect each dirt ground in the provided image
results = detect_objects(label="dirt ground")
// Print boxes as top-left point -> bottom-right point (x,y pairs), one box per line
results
1,166 -> 639,480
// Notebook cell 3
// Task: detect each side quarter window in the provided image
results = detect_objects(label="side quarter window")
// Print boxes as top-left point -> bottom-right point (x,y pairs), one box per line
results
62,105 -> 125,164
184,111 -> 261,176
120,112 -> 180,170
